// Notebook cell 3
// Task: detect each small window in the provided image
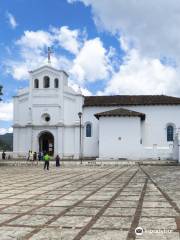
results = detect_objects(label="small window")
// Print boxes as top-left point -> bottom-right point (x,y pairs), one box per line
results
54,78 -> 59,88
42,113 -> 51,123
45,115 -> 50,122
43,76 -> 50,88
167,125 -> 174,141
34,79 -> 39,88
86,123 -> 92,137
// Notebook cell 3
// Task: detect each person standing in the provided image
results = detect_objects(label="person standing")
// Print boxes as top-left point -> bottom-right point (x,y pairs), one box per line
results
2,151 -> 6,160
38,152 -> 41,161
43,152 -> 50,170
29,151 -> 33,161
33,152 -> 37,161
55,155 -> 60,167
27,150 -> 31,161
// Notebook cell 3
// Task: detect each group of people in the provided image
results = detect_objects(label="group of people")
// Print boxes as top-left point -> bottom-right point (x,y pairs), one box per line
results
1,151 -> 11,160
27,150 -> 60,170
43,153 -> 60,170
27,151 -> 44,161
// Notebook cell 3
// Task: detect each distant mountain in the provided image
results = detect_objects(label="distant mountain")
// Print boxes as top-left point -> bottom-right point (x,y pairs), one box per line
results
0,133 -> 13,151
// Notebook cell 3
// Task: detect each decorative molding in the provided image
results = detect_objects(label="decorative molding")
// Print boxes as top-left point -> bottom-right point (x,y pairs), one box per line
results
33,95 -> 59,98
13,123 -> 85,128
64,95 -> 75,102
32,104 -> 61,107
19,97 -> 29,102
29,65 -> 69,77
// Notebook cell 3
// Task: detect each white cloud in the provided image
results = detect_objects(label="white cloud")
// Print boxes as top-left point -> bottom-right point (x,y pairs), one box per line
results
16,27 -> 83,55
5,28 -> 113,89
5,30 -> 54,80
68,0 -> 180,96
70,38 -> 111,83
0,127 -> 13,135
5,29 -> 73,80
4,22 -> 180,96
6,63 -> 29,80
16,30 -> 52,49
69,82 -> 92,95
52,26 -> 82,54
69,0 -> 180,62
6,12 -> 18,29
0,102 -> 13,121
98,46 -> 179,96
119,36 -> 131,52
0,102 -> 13,135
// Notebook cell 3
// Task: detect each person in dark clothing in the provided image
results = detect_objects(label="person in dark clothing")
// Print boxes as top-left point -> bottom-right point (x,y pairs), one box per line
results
33,152 -> 37,161
2,151 -> 6,160
55,155 -> 60,167
27,150 -> 31,161
38,152 -> 41,161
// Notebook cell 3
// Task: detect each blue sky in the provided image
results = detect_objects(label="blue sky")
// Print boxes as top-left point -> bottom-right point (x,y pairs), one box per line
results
1,0 -> 180,134
0,0 -> 122,98
0,0 -> 115,92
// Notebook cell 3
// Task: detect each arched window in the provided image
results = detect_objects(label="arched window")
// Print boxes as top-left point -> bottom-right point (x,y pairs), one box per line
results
43,76 -> 50,88
86,123 -> 92,137
54,78 -> 59,88
167,125 -> 174,141
34,79 -> 39,88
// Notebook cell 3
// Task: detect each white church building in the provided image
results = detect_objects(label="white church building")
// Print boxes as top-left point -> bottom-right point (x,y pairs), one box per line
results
13,64 -> 180,160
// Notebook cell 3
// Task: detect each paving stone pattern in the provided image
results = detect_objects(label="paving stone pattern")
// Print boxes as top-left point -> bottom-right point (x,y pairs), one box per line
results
0,164 -> 179,239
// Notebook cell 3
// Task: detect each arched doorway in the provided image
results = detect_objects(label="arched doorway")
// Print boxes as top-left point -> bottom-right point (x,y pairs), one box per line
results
39,131 -> 54,156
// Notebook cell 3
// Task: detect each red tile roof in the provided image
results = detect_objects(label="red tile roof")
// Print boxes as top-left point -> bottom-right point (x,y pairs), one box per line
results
94,108 -> 145,120
84,95 -> 180,107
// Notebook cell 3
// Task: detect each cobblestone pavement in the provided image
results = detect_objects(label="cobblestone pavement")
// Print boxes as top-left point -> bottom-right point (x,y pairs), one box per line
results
0,164 -> 179,240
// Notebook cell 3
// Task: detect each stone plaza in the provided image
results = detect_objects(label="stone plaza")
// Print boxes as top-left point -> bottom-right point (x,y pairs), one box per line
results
0,162 -> 179,240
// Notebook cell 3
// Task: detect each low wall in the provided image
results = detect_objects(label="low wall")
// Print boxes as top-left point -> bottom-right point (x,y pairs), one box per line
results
97,146 -> 173,161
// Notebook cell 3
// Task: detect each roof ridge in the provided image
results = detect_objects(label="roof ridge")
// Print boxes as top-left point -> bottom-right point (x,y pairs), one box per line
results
94,107 -> 145,120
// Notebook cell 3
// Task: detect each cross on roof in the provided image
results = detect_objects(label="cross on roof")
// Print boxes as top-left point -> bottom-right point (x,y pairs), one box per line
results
47,47 -> 53,64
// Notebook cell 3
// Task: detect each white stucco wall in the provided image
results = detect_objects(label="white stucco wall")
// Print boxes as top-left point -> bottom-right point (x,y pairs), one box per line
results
82,105 -> 180,159
64,127 -> 75,156
13,65 -> 83,158
82,107 -> 101,157
98,116 -> 143,159
125,105 -> 179,147
13,65 -> 180,160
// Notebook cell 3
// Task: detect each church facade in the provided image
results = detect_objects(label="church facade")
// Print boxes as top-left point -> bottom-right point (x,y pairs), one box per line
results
13,64 -> 180,160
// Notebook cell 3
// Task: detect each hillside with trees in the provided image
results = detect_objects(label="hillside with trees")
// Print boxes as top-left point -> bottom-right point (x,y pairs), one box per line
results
0,133 -> 13,151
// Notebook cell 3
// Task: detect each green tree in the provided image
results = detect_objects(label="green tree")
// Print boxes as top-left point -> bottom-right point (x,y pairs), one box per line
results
0,85 -> 2,101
